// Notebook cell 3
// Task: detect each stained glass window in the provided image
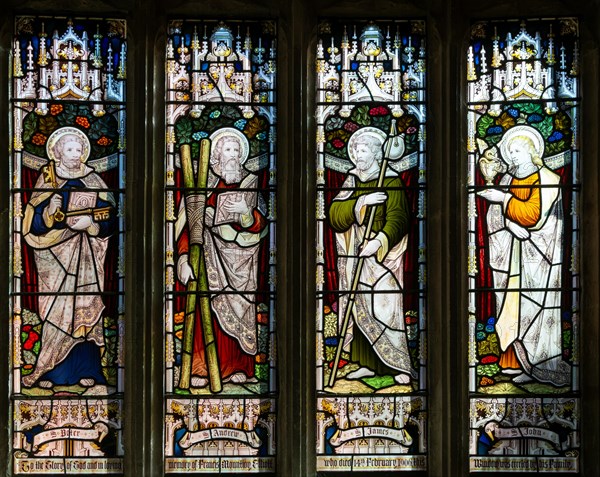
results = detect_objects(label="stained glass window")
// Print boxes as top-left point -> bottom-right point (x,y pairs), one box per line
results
10,16 -> 126,474
467,18 -> 580,473
315,20 -> 427,472
164,20 -> 277,473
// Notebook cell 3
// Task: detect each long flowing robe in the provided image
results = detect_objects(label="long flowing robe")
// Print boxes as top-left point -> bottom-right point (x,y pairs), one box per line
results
329,170 -> 415,377
176,172 -> 268,378
22,165 -> 115,387
487,166 -> 570,386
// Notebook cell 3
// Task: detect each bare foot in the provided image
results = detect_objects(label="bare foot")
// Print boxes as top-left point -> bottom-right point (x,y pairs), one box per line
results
190,376 -> 209,388
79,378 -> 95,387
394,373 -> 411,385
39,380 -> 53,389
501,368 -> 521,375
225,372 -> 248,384
346,367 -> 375,380
512,373 -> 533,384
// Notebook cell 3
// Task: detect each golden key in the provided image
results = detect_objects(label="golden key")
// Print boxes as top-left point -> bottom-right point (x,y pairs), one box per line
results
53,206 -> 112,222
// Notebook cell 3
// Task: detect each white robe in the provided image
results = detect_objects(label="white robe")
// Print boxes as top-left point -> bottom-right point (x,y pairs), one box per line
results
332,171 -> 414,377
487,167 -> 571,386
22,166 -> 113,387
176,172 -> 267,354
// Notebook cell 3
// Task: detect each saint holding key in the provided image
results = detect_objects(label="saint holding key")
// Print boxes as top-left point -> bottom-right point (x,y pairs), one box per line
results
22,126 -> 116,390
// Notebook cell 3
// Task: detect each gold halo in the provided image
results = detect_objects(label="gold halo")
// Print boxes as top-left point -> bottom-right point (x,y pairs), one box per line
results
209,127 -> 250,165
347,127 -> 387,164
499,125 -> 544,162
46,127 -> 91,163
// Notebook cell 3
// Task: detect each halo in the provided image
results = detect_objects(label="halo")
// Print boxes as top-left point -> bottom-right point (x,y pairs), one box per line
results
46,127 -> 91,164
209,127 -> 250,165
499,125 -> 544,162
347,127 -> 387,164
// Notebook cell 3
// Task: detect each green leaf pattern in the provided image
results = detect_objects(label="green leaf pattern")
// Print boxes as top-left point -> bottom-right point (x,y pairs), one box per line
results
475,102 -> 573,161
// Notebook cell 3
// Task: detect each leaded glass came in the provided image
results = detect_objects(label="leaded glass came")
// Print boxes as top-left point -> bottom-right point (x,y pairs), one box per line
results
164,20 -> 277,473
467,18 -> 580,473
315,19 -> 427,472
10,16 -> 127,474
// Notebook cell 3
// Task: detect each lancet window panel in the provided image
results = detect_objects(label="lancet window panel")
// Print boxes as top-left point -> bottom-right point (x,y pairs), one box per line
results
315,19 -> 427,473
10,16 -> 127,475
164,19 -> 277,474
466,18 -> 580,473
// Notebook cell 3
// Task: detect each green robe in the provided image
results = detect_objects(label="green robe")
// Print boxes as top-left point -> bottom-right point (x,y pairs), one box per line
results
329,176 -> 409,250
329,173 -> 413,376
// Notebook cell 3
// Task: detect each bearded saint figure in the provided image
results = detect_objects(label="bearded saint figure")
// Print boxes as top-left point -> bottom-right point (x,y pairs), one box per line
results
176,127 -> 268,388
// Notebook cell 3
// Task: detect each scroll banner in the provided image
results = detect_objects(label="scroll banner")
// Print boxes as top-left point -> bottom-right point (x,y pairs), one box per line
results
22,150 -> 119,173
324,151 -> 418,174
179,427 -> 262,449
544,150 -> 572,171
31,426 -> 105,450
174,153 -> 268,172
495,426 -> 565,448
329,426 -> 413,447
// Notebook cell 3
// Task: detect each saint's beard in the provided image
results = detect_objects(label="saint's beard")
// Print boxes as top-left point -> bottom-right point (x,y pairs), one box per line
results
221,163 -> 242,184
